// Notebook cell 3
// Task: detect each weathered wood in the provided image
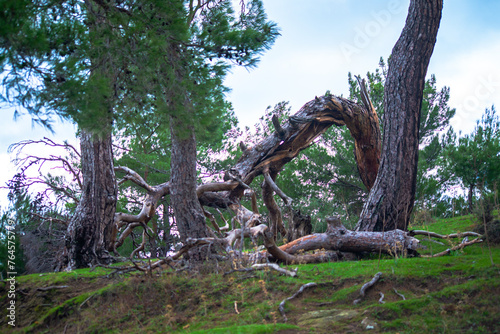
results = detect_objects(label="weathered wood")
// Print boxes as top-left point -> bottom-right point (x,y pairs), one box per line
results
353,272 -> 382,305
226,93 -> 380,205
287,209 -> 312,242
275,220 -> 419,261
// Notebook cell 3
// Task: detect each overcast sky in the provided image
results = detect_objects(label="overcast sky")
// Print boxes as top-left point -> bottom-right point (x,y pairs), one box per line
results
1,0 -> 500,208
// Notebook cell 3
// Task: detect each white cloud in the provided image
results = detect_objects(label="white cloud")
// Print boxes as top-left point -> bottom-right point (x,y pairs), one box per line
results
430,33 -> 500,134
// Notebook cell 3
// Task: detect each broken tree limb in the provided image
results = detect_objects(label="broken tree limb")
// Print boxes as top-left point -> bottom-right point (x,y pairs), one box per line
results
420,237 -> 484,258
224,94 -> 380,204
223,263 -> 298,277
353,272 -> 382,305
252,263 -> 298,277
263,169 -> 292,206
274,217 -> 419,263
408,230 -> 483,239
272,114 -> 287,138
279,282 -> 317,322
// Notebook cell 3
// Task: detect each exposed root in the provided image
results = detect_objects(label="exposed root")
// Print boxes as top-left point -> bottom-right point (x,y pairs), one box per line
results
353,272 -> 382,305
278,282 -> 317,322
393,288 -> 406,300
378,291 -> 385,304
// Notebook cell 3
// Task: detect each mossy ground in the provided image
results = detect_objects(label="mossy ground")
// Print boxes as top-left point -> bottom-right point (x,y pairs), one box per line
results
1,214 -> 499,333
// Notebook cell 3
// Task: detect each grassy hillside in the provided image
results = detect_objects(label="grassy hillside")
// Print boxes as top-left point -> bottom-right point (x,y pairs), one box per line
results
1,214 -> 499,333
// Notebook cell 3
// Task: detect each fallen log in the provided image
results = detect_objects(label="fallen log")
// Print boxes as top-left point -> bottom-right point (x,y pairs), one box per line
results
258,217 -> 419,264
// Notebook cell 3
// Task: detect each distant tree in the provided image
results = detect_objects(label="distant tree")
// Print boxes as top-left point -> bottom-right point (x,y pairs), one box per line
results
2,0 -> 278,266
446,107 -> 500,212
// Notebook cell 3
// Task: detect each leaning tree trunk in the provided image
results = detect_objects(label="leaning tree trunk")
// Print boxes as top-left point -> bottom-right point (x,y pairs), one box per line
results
170,120 -> 211,261
66,130 -> 117,269
356,0 -> 443,232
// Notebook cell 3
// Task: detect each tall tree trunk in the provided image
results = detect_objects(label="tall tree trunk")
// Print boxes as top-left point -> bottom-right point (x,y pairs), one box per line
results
170,120 -> 210,261
66,131 -> 117,268
467,183 -> 475,213
356,0 -> 443,232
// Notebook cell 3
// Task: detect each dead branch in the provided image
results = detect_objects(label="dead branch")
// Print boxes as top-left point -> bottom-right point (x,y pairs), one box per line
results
262,170 -> 287,238
115,166 -> 154,192
252,263 -> 297,276
278,282 -> 317,322
130,230 -> 146,258
270,217 -> 419,264
421,237 -> 484,258
271,114 -> 287,138
353,272 -> 382,305
223,263 -> 297,277
409,230 -> 483,239
263,169 -> 292,206
196,180 -> 239,197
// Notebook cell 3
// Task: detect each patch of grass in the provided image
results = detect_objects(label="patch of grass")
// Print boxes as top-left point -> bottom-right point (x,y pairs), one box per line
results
1,214 -> 498,333
187,323 -> 300,334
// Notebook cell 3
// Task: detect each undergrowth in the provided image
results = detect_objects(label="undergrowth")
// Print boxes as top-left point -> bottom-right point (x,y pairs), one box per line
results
0,214 -> 498,333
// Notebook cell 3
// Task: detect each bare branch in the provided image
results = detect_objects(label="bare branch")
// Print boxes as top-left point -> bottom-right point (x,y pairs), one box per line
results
263,169 -> 292,206
272,114 -> 287,138
421,237 -> 484,258
115,166 -> 154,192
408,230 -> 483,239
224,263 -> 298,277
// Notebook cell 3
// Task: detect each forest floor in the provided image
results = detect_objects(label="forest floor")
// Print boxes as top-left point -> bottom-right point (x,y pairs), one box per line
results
1,214 -> 499,333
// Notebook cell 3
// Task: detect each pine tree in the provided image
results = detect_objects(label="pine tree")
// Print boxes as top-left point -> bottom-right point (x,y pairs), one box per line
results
2,0 -> 278,266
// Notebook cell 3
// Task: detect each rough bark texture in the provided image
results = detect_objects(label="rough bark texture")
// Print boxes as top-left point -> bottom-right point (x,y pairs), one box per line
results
66,131 -> 117,269
227,94 -> 380,204
272,217 -> 419,264
356,0 -> 443,232
170,121 -> 211,260
286,210 -> 312,242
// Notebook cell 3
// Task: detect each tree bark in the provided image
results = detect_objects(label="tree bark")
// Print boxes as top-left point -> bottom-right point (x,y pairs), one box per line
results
170,120 -> 211,261
66,131 -> 117,268
227,94 -> 380,204
356,0 -> 443,232
467,183 -> 475,213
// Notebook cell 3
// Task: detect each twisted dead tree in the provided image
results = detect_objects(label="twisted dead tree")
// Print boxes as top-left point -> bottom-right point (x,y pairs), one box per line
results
11,0 -> 476,270
108,85 -> 418,263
